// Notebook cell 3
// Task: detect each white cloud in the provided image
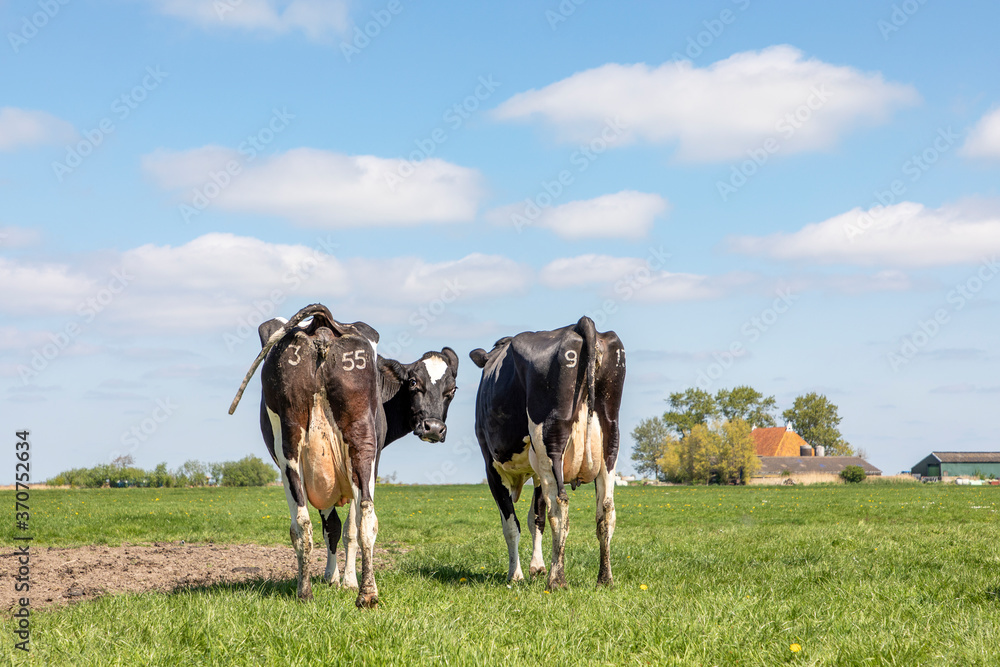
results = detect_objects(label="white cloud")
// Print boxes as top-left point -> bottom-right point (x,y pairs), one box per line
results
961,107 -> 1000,159
727,201 -> 1000,267
539,254 -> 725,301
143,147 -> 485,228
494,46 -> 918,163
145,0 -> 350,40
0,234 -> 529,335
0,107 -> 76,152
488,191 -> 667,240
0,226 -> 42,248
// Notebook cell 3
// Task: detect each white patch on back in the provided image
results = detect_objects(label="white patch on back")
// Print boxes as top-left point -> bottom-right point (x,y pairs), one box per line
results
275,317 -> 288,324
423,356 -> 448,384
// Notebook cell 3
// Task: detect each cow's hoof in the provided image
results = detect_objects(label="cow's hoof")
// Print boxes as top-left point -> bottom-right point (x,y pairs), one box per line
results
297,589 -> 314,601
596,575 -> 614,589
546,574 -> 568,591
355,592 -> 379,609
529,565 -> 547,579
342,578 -> 359,591
510,571 -> 525,583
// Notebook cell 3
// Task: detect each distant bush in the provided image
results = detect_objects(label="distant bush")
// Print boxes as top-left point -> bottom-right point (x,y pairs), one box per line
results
215,456 -> 278,487
47,456 -> 276,488
840,465 -> 867,484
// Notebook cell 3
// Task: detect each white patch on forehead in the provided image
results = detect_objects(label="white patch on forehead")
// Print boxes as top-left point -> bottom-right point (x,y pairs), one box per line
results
423,356 -> 448,384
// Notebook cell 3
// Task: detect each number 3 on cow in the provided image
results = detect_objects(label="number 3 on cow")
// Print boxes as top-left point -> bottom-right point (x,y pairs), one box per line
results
564,350 -> 577,367
342,350 -> 367,371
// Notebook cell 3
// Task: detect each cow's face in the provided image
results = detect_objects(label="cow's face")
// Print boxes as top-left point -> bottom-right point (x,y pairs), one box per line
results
407,348 -> 459,442
381,348 -> 459,443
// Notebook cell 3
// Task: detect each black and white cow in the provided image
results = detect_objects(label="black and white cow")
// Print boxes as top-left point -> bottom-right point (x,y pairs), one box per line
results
469,316 -> 625,590
229,303 -> 458,608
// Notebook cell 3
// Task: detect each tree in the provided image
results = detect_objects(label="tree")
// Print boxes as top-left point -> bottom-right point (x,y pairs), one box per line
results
631,417 -> 673,480
782,392 -> 853,456
716,386 -> 777,428
663,388 -> 719,435
656,419 -> 760,484
218,455 -> 278,487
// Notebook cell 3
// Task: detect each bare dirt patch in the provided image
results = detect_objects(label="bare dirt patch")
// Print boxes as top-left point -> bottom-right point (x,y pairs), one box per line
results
3,541 -> 407,611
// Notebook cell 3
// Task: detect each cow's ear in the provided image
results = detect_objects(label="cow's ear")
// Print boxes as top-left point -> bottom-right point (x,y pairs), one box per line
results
469,348 -> 488,368
441,347 -> 460,372
258,318 -> 286,347
377,357 -> 408,402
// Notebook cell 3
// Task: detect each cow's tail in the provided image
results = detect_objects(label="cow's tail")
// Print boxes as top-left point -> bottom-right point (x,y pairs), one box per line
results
574,315 -> 598,441
228,303 -> 337,415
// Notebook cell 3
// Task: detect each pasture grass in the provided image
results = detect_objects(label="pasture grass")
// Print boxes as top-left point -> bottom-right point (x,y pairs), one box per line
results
5,483 -> 1000,665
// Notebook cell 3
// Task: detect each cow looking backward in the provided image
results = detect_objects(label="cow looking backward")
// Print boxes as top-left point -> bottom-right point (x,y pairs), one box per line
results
229,303 -> 458,608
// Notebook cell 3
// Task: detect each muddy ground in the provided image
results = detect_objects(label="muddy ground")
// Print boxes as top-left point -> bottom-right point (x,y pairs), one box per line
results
3,541 -> 404,611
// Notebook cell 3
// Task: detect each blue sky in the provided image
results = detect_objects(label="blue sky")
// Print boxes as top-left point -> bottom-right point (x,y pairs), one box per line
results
3,0 -> 1000,484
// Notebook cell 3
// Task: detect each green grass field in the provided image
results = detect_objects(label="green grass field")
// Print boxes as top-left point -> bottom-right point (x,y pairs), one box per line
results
4,482 -> 1000,665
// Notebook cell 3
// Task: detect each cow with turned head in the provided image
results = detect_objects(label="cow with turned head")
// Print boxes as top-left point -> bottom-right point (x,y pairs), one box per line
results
229,304 -> 458,608
469,316 -> 625,590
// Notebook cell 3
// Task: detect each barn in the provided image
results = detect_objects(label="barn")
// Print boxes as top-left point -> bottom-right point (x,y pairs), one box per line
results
754,456 -> 882,478
910,452 -> 1000,479
751,425 -> 818,456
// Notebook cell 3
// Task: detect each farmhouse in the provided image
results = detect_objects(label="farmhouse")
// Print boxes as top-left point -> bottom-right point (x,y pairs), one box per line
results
910,452 -> 1000,479
751,425 -> 815,456
755,456 -> 882,478
750,425 -> 882,482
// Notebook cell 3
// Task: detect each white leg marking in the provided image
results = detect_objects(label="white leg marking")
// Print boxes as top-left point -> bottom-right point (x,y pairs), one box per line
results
268,407 -> 313,598
595,459 -> 617,586
527,482 -> 546,576
356,478 -> 379,605
528,415 -> 569,589
342,496 -> 359,590
502,512 -> 524,582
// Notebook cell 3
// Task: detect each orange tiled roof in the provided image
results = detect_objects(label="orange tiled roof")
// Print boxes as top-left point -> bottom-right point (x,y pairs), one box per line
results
751,427 -> 811,456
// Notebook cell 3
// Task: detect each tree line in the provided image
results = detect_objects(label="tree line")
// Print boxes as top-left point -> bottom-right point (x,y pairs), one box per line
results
631,387 -> 851,484
46,454 -> 278,488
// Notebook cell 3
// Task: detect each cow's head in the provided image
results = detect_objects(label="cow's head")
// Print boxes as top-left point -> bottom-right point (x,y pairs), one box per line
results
379,348 -> 459,443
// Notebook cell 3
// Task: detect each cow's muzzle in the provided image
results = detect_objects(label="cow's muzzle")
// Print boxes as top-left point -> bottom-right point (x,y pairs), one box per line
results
417,419 -> 447,443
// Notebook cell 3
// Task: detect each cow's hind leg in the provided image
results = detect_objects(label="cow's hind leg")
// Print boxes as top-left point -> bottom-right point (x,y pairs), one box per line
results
527,482 -> 547,578
341,496 -> 359,591
320,506 -> 342,587
594,462 -> 616,587
528,418 -> 570,591
267,408 -> 314,600
485,463 -> 524,582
